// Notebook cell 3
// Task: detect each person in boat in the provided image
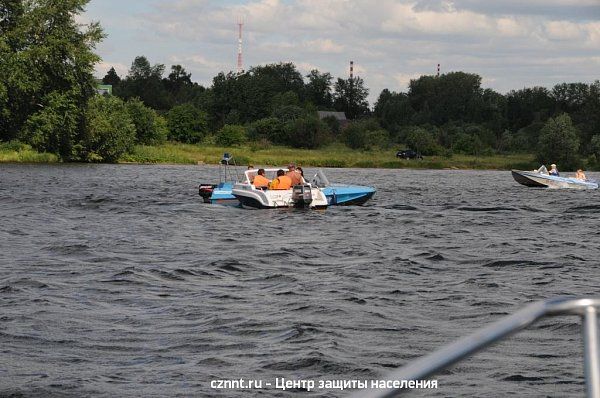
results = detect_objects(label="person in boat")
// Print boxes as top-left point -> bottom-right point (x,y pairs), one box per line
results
247,165 -> 255,183
269,169 -> 292,190
285,163 -> 304,186
253,168 -> 270,188
549,164 -> 559,176
575,169 -> 587,180
296,166 -> 304,179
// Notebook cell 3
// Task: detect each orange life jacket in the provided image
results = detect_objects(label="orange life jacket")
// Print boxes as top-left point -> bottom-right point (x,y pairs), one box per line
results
253,174 -> 270,188
270,175 -> 292,190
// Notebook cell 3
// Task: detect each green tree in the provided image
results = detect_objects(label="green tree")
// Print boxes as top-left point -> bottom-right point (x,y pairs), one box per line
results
578,81 -> 600,152
374,89 -> 414,135
505,87 -> 555,131
163,64 -> 205,107
82,95 -> 136,162
342,119 -> 388,150
285,117 -> 332,149
590,135 -> 600,158
102,67 -> 121,86
536,113 -> 580,170
210,63 -> 305,127
167,103 -> 208,143
246,117 -> 285,144
118,56 -> 170,110
0,0 -> 103,144
333,76 -> 370,119
408,72 -> 483,125
405,126 -> 442,155
305,69 -> 333,108
20,91 -> 79,158
452,132 -> 485,155
215,124 -> 246,146
552,82 -> 589,114
125,98 -> 168,145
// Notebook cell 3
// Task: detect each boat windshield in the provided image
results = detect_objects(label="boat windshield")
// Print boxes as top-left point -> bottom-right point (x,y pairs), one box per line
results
536,165 -> 548,174
309,169 -> 330,188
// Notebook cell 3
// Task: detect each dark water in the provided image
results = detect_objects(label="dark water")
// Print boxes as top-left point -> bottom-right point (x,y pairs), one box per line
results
1,164 -> 599,397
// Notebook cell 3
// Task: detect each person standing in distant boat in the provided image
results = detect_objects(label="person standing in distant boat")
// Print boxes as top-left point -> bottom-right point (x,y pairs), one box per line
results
549,164 -> 559,176
285,163 -> 304,186
575,169 -> 587,180
253,168 -> 270,188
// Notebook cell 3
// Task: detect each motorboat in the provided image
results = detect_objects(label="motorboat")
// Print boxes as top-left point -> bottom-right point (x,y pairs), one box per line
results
232,169 -> 328,209
512,167 -> 598,189
199,155 -> 376,206
198,153 -> 242,205
309,169 -> 376,206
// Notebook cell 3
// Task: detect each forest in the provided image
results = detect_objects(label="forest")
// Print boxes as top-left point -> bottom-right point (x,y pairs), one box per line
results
1,1 -> 599,169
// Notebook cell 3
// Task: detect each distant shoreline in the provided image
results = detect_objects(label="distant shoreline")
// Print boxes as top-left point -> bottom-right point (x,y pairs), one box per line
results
0,142 -> 539,171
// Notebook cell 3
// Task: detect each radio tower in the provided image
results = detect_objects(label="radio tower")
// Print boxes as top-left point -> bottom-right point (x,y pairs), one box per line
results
237,19 -> 244,74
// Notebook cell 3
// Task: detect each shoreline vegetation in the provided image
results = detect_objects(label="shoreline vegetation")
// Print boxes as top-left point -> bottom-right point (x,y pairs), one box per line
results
2,2 -> 599,172
0,141 -> 536,170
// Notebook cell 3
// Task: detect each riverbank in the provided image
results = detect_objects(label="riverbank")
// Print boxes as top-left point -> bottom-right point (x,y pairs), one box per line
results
121,142 -> 537,170
0,141 -> 537,170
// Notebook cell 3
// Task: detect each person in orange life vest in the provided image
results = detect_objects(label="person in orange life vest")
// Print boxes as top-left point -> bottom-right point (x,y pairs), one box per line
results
285,163 -> 303,186
253,168 -> 270,188
269,169 -> 292,190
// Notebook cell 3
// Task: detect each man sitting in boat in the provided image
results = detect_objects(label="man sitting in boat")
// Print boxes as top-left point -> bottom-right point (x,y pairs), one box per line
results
253,168 -> 270,189
575,169 -> 587,180
286,163 -> 304,186
268,169 -> 292,190
549,164 -> 559,176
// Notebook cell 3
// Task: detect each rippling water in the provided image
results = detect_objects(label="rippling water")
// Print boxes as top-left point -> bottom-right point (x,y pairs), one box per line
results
1,164 -> 599,397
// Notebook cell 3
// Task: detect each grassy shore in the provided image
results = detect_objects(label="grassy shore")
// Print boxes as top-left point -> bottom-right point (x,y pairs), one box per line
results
0,142 -> 58,163
121,142 -> 537,170
0,141 -> 537,169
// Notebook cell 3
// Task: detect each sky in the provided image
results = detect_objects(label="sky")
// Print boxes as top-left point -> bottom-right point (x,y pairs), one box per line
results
82,0 -> 600,105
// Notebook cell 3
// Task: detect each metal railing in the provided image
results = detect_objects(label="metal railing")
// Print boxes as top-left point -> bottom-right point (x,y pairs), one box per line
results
353,297 -> 600,398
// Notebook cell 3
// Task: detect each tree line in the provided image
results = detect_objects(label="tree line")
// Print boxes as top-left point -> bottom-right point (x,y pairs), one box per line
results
2,0 -> 599,168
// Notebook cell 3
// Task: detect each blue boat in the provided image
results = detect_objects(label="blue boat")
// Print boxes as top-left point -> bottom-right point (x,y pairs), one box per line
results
199,155 -> 376,206
321,184 -> 376,205
200,181 -> 375,205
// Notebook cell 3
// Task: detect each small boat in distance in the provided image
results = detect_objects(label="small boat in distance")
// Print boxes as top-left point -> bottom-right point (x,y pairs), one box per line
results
512,168 -> 598,189
232,168 -> 328,209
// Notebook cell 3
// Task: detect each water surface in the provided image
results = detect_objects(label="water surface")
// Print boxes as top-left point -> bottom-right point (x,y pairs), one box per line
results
1,164 -> 599,397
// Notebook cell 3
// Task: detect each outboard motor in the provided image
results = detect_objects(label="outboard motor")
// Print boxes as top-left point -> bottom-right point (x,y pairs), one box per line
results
291,184 -> 313,208
199,184 -> 216,203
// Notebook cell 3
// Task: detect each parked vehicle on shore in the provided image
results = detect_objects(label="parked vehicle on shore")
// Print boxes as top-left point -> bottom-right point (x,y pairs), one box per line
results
396,149 -> 423,160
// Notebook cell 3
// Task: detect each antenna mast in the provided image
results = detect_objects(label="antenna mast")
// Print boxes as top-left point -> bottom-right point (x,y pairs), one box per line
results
237,19 -> 243,74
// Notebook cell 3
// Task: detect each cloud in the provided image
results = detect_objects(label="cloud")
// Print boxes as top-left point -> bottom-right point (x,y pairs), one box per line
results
545,21 -> 585,41
95,61 -> 129,78
303,39 -> 344,54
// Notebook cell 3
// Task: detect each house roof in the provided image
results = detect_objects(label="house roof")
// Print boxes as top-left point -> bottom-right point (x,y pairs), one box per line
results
317,111 -> 347,121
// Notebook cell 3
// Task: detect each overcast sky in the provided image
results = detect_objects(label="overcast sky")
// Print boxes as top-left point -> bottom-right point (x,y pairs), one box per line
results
83,0 -> 600,104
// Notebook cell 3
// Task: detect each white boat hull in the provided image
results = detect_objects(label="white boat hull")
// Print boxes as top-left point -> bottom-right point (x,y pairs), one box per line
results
512,170 -> 598,189
232,183 -> 329,209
